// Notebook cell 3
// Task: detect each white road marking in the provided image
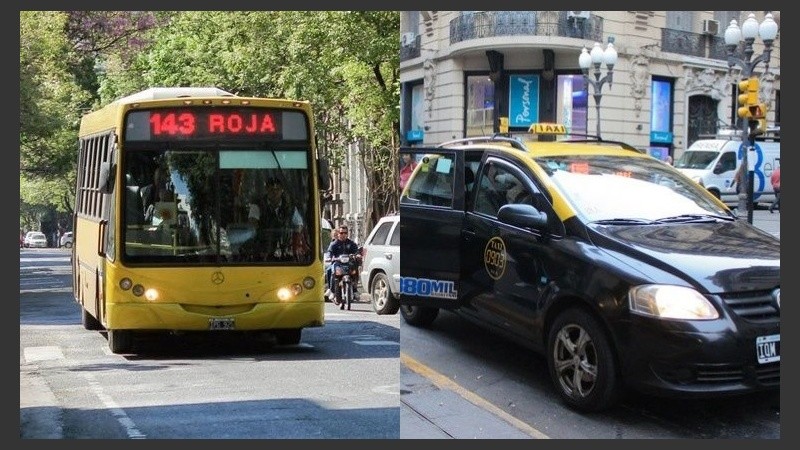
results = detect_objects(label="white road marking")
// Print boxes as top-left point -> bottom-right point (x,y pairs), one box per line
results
354,340 -> 399,346
24,346 -> 64,363
83,372 -> 146,439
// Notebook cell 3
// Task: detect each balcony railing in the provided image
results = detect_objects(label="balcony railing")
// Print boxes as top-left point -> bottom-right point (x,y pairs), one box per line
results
661,28 -> 734,61
400,34 -> 421,62
449,11 -> 603,45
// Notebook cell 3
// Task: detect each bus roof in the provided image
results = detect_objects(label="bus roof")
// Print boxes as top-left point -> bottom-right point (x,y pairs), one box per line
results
112,87 -> 236,104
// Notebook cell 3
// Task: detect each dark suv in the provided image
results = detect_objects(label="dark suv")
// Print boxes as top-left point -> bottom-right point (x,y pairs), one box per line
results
399,126 -> 780,412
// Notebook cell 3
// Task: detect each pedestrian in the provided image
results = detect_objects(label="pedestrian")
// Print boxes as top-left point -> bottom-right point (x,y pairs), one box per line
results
731,163 -> 746,213
399,153 -> 417,190
769,166 -> 780,213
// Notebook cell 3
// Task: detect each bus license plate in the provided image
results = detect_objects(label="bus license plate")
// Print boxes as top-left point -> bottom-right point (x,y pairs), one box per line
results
209,318 -> 235,330
756,334 -> 779,364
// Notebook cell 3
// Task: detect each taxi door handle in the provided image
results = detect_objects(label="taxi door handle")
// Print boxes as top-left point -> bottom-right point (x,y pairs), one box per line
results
463,229 -> 476,241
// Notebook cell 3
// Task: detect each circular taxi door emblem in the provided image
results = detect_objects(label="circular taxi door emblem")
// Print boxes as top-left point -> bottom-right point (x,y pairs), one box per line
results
211,271 -> 225,285
484,237 -> 506,280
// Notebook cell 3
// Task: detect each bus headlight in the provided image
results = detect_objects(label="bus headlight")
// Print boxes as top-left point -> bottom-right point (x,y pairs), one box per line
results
144,288 -> 159,302
277,284 -> 304,301
277,287 -> 293,301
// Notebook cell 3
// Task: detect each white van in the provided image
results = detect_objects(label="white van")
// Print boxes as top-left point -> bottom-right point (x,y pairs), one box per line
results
675,133 -> 779,207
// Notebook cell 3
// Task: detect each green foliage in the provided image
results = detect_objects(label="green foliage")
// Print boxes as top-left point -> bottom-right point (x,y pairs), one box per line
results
20,10 -> 401,233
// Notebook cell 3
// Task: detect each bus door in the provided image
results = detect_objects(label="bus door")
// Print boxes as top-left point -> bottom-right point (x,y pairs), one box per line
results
399,148 -> 465,309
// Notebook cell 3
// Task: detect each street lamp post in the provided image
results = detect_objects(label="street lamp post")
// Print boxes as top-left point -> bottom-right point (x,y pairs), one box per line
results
578,41 -> 617,138
724,13 -> 778,224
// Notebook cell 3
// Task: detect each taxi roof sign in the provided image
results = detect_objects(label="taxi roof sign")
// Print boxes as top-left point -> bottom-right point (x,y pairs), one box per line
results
529,123 -> 567,135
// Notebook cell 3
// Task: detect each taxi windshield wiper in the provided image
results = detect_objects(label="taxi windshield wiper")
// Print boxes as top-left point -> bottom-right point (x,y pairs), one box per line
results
654,213 -> 733,224
591,218 -> 654,226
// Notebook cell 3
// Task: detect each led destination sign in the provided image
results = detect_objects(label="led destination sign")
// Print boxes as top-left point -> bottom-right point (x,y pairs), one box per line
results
125,108 -> 309,142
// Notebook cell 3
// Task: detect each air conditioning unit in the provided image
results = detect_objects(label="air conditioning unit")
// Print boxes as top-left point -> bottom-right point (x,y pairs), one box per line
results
702,19 -> 720,35
401,32 -> 416,47
568,11 -> 591,20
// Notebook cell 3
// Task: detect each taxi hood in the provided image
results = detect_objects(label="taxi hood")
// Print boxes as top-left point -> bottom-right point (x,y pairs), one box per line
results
588,220 -> 780,293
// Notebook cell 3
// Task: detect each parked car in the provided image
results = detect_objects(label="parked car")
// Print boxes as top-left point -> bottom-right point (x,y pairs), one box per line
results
400,123 -> 780,412
359,213 -> 400,315
23,231 -> 48,248
60,231 -> 73,248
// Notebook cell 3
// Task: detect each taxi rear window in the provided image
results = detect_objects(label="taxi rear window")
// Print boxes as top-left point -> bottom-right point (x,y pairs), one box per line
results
402,154 -> 455,208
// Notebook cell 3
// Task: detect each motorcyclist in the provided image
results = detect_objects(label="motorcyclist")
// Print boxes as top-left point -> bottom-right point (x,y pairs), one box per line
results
324,225 -> 360,305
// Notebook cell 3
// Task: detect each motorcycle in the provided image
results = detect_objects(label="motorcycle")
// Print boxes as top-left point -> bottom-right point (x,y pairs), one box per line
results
331,251 -> 362,310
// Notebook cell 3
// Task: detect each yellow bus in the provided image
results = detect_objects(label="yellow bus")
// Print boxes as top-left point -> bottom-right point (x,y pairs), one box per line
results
72,87 -> 329,354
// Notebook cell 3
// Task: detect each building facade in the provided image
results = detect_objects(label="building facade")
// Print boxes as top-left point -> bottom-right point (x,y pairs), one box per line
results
399,11 -> 780,161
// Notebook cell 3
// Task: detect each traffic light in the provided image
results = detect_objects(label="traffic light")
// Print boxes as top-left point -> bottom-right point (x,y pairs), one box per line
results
749,102 -> 767,120
737,77 -> 759,119
499,117 -> 509,134
749,118 -> 767,137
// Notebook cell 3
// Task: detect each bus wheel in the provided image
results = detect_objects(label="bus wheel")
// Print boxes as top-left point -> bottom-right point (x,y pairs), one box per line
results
108,329 -> 133,354
274,329 -> 301,346
82,307 -> 103,331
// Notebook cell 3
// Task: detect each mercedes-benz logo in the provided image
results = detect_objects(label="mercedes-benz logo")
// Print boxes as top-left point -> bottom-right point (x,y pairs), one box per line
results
211,271 -> 225,285
773,288 -> 780,310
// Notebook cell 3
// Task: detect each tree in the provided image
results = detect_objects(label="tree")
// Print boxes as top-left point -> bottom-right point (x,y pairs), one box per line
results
98,11 -> 400,231
19,11 -> 163,232
20,11 -> 400,236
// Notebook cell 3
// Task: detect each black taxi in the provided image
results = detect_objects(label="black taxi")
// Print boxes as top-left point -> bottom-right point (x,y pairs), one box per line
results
399,124 -> 780,412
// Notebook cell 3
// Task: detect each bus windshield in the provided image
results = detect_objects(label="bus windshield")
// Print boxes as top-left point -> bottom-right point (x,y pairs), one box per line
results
123,147 -> 313,265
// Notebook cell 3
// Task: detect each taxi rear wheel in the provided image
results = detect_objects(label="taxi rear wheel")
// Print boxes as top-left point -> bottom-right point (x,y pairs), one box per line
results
547,308 -> 620,412
400,305 -> 439,327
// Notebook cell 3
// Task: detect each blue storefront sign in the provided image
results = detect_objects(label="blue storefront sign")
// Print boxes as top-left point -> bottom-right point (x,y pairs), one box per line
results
406,129 -> 424,142
650,131 -> 673,144
508,75 -> 540,128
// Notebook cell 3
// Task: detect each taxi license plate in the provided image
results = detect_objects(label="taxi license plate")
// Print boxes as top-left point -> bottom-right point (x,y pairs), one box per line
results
209,318 -> 235,330
756,334 -> 779,364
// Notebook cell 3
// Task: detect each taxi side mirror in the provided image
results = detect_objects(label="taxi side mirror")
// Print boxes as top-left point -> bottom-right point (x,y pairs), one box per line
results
497,204 -> 548,230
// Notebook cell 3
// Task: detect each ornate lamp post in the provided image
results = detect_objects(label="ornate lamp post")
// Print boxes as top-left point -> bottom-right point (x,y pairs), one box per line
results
724,13 -> 778,224
578,41 -> 617,138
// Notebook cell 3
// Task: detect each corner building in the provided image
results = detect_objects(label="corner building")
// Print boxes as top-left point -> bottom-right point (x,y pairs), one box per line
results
399,11 -> 780,161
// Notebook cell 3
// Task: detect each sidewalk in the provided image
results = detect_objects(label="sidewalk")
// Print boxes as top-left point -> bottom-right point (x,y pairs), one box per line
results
748,208 -> 780,239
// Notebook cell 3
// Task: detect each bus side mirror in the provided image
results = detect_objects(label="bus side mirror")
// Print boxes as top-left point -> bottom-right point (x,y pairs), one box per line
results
317,159 -> 330,191
99,162 -> 116,194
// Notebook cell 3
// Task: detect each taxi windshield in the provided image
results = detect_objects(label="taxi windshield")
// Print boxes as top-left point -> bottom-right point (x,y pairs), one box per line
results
536,155 -> 731,223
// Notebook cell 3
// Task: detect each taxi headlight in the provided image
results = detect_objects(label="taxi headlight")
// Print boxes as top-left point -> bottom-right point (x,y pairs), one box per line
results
629,285 -> 719,320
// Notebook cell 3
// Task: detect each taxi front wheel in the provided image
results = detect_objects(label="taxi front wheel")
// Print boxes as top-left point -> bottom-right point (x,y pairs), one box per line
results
400,305 -> 439,327
547,308 -> 620,412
